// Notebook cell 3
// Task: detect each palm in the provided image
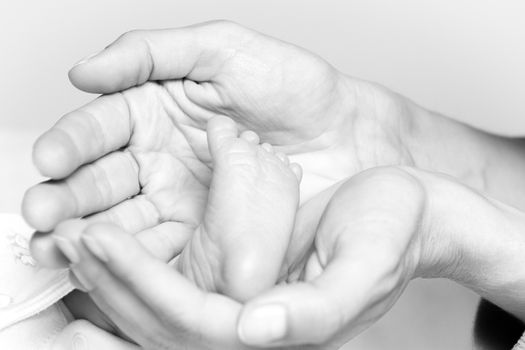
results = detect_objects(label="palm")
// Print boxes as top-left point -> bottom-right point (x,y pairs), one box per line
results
117,40 -> 347,228
118,81 -> 211,229
123,41 -> 412,213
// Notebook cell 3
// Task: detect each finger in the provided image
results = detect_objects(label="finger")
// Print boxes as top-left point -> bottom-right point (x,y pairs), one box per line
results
30,219 -> 89,269
238,168 -> 424,347
135,221 -> 194,262
32,93 -> 131,179
29,202 -> 189,269
23,151 -> 140,232
281,182 -> 342,280
30,230 -> 70,268
51,320 -> 140,350
238,253 -> 390,348
85,194 -> 160,233
79,223 -> 246,347
52,222 -> 167,345
68,21 -> 252,93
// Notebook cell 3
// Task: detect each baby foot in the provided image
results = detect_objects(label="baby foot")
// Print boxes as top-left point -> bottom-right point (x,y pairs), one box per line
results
178,116 -> 302,301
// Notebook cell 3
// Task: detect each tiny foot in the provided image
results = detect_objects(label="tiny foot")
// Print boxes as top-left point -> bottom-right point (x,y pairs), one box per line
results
179,116 -> 301,301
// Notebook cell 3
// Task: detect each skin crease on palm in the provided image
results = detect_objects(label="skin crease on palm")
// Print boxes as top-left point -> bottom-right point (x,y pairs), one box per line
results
20,21 -> 479,348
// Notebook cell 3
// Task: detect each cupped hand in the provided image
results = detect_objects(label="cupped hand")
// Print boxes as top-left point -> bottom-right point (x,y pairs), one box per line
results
53,165 -> 494,349
238,165 -> 516,348
23,20 -> 418,268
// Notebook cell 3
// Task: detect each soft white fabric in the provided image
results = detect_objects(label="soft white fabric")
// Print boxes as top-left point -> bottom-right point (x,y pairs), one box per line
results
513,333 -> 525,350
0,213 -> 74,349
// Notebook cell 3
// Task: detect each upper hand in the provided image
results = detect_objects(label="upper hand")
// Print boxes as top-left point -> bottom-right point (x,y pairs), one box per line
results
23,21 -> 417,268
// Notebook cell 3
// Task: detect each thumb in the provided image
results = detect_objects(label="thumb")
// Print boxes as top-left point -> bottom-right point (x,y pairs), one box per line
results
236,250 -> 399,348
51,320 -> 140,350
68,21 -> 247,94
237,167 -> 425,348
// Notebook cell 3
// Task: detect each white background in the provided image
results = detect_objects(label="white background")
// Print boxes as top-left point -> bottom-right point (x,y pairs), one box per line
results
3,1 -> 524,348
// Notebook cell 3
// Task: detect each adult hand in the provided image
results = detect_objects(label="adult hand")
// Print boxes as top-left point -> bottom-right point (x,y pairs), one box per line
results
55,165 -> 525,349
49,166 -> 428,350
239,166 -> 525,348
23,20 -> 419,269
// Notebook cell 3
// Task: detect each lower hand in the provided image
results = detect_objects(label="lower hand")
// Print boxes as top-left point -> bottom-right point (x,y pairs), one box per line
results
53,165 -> 525,349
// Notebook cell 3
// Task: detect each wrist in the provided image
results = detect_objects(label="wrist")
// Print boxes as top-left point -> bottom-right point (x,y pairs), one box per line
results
403,102 -> 489,191
425,176 -> 525,321
339,76 -> 490,189
410,171 -> 467,280
458,209 -> 525,322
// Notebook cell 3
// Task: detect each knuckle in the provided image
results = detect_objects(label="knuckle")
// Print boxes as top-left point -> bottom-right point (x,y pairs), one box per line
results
203,20 -> 253,42
354,166 -> 426,201
358,165 -> 413,183
207,19 -> 242,31
119,29 -> 146,42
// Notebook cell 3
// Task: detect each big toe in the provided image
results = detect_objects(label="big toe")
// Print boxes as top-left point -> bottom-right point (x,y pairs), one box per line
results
206,116 -> 239,156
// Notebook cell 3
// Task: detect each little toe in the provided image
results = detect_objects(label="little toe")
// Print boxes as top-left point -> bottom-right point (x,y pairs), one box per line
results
275,152 -> 289,165
290,163 -> 303,181
261,143 -> 274,153
207,116 -> 239,155
240,130 -> 260,144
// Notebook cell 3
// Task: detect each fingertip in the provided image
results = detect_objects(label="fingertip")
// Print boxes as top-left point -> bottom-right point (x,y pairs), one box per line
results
68,49 -> 109,93
22,184 -> 73,232
30,219 -> 89,268
238,302 -> 289,346
52,219 -> 90,264
238,284 -> 340,347
68,64 -> 94,92
68,48 -> 139,94
68,62 -> 120,94
33,130 -> 78,179
29,231 -> 69,268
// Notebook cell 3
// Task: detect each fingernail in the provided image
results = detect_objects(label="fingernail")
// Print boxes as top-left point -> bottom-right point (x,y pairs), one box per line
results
54,236 -> 80,264
70,266 -> 94,291
69,271 -> 88,292
238,303 -> 288,345
71,332 -> 88,350
73,50 -> 102,66
81,235 -> 109,262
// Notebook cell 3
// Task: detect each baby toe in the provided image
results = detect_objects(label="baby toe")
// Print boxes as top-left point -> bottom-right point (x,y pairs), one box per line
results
207,116 -> 239,155
275,152 -> 289,165
261,143 -> 274,153
290,163 -> 303,182
240,130 -> 260,144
